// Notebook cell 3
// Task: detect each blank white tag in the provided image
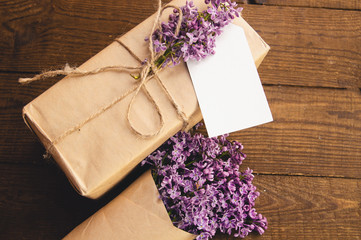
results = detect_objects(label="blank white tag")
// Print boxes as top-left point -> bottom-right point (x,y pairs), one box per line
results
187,24 -> 273,137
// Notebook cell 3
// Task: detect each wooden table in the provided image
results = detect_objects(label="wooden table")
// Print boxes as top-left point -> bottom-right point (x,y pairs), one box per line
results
1,0 -> 360,239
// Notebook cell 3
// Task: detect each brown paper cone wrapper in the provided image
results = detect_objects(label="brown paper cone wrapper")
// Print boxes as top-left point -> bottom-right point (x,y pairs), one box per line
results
63,170 -> 196,240
22,0 -> 270,199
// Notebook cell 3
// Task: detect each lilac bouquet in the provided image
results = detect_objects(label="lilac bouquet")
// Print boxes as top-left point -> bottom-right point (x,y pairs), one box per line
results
149,0 -> 243,69
142,127 -> 268,240
143,3 -> 267,238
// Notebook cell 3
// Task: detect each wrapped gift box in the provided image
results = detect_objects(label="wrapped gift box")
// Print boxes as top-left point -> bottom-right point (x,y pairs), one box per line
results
22,0 -> 270,199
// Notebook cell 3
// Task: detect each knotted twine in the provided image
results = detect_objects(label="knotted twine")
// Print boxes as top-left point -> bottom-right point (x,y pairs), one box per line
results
19,0 -> 190,156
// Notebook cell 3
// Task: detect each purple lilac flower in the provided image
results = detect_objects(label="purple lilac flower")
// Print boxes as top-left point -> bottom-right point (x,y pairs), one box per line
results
142,125 -> 268,240
149,0 -> 243,69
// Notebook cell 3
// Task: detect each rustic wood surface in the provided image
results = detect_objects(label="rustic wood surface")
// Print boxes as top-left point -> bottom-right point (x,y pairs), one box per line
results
251,0 -> 361,10
0,0 -> 360,239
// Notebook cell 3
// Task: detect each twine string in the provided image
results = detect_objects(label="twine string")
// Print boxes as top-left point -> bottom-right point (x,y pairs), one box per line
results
19,0 -> 189,155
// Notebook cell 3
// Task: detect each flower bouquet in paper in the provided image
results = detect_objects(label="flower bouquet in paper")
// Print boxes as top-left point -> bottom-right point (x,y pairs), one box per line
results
65,129 -> 267,240
143,127 -> 268,239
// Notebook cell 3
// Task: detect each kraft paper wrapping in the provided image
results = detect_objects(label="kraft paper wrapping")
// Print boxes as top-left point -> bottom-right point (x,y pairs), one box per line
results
22,0 -> 270,199
63,170 -> 196,240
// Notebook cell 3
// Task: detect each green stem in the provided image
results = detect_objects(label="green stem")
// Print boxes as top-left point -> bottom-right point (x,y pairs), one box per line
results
185,159 -> 196,167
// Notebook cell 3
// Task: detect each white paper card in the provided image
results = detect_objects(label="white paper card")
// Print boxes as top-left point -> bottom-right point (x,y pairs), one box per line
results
187,24 -> 273,137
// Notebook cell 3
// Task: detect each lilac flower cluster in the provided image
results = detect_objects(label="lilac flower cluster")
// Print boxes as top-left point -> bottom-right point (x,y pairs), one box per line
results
151,0 -> 242,68
142,129 -> 267,240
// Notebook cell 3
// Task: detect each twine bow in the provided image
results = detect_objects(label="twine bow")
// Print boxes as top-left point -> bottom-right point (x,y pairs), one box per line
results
19,0 -> 189,154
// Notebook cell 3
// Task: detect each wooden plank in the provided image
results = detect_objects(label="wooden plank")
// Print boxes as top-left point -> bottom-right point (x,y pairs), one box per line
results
216,173 -> 361,239
0,2 -> 360,89
198,85 -> 361,179
0,72 -> 54,165
0,163 -> 94,239
0,0 -> 155,72
241,5 -> 361,89
246,0 -> 361,11
1,163 -> 360,239
2,72 -> 361,178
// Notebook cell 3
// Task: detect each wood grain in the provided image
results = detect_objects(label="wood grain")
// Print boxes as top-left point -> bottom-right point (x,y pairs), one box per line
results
217,173 -> 361,240
0,0 -> 154,72
241,5 -> 361,89
1,163 -> 360,239
0,1 -> 360,89
247,0 -> 361,10
231,85 -> 361,179
0,162 -> 147,240
0,72 -> 53,165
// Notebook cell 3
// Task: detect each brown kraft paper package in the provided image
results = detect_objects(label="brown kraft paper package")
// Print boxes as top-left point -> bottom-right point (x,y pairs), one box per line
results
63,170 -> 196,240
22,0 -> 270,199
